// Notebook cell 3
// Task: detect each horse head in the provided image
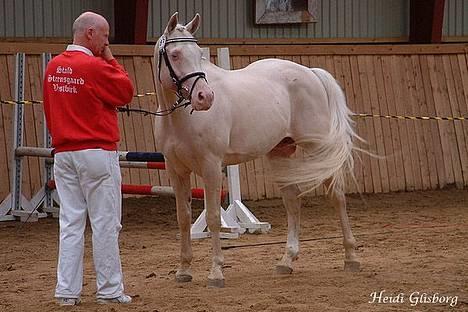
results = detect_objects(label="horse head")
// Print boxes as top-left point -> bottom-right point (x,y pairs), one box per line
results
156,12 -> 214,111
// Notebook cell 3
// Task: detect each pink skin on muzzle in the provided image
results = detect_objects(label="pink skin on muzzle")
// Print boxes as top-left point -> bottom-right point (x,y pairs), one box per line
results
191,83 -> 214,111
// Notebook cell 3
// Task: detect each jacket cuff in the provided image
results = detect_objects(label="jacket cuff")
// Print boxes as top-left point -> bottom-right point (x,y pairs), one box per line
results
107,58 -> 119,66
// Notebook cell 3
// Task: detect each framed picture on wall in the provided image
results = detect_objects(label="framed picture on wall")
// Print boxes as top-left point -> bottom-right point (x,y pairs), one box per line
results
255,0 -> 318,24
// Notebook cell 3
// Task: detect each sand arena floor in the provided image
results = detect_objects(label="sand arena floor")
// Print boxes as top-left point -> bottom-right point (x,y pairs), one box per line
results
0,188 -> 467,311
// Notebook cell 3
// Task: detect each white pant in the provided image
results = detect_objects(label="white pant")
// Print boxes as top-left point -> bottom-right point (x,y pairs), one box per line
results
54,149 -> 124,299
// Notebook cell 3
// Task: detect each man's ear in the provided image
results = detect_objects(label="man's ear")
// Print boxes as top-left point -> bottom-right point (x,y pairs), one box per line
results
164,12 -> 179,34
185,13 -> 200,35
85,27 -> 94,40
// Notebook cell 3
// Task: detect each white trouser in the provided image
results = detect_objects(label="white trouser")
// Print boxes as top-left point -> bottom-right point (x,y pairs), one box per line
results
54,149 -> 124,299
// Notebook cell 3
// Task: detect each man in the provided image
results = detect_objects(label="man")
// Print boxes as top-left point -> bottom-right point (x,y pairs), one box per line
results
43,11 -> 134,306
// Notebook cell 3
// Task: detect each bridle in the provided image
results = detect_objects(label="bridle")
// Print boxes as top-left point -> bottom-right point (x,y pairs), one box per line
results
117,34 -> 208,117
157,34 -> 207,108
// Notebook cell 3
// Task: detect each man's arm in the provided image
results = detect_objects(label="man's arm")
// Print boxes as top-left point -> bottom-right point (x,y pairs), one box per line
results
94,46 -> 134,107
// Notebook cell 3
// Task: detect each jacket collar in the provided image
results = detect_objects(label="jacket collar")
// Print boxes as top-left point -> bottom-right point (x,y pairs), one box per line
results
66,44 -> 94,56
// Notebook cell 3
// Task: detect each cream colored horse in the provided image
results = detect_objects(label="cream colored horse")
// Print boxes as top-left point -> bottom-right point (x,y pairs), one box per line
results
154,12 -> 361,288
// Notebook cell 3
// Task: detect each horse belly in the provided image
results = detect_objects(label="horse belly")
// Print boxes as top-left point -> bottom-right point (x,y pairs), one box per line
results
223,153 -> 256,166
224,129 -> 287,165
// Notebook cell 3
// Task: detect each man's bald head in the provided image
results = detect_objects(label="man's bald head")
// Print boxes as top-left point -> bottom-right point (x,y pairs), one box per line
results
72,11 -> 110,56
73,11 -> 108,37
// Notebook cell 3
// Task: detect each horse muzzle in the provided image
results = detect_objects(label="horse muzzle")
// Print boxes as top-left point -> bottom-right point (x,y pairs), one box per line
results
191,86 -> 214,111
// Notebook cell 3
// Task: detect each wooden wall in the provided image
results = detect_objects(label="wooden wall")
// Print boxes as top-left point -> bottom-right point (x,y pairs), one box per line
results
0,0 -> 114,38
148,0 -> 409,41
0,42 -> 468,202
1,0 -> 467,42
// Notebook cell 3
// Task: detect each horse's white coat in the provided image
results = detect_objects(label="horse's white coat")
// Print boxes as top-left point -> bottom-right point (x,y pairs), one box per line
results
154,12 -> 361,287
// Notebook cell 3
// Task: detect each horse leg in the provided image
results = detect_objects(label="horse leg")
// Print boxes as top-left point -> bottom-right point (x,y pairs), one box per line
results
276,183 -> 302,274
168,168 -> 194,282
202,166 -> 225,288
266,141 -> 301,274
326,183 -> 360,272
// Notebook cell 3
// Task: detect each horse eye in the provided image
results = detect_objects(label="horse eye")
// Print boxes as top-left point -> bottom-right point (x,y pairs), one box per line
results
170,50 -> 180,59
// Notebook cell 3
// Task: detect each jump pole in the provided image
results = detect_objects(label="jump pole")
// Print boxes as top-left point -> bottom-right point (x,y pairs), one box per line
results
45,180 -> 226,201
14,147 -> 166,163
10,147 -> 242,236
20,146 -> 240,238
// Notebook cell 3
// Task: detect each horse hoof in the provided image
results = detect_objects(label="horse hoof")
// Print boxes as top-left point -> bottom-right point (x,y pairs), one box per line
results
175,273 -> 193,283
207,278 -> 225,288
344,260 -> 360,272
276,265 -> 293,275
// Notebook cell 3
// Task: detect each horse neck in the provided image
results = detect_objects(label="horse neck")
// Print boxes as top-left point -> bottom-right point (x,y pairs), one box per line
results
154,78 -> 177,112
202,59 -> 225,76
154,79 -> 196,127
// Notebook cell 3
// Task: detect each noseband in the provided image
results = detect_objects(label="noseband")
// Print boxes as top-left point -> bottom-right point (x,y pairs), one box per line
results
157,35 -> 207,106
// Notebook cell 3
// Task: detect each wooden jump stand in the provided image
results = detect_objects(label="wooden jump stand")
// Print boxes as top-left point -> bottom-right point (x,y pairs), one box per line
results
0,49 -> 271,240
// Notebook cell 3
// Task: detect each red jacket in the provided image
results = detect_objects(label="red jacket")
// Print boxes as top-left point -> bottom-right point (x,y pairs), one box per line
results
43,46 -> 134,153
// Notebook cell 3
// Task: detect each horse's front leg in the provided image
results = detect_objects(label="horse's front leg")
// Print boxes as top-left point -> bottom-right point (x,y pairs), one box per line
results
167,166 -> 194,282
202,164 -> 225,288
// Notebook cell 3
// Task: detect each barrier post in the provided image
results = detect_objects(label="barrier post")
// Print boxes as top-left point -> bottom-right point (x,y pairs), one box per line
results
11,53 -> 25,216
43,53 -> 54,211
30,52 -> 60,217
3,54 -> 37,221
0,55 -> 23,220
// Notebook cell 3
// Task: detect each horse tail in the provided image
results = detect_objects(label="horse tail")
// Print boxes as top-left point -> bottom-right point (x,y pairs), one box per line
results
270,67 -> 363,197
309,68 -> 364,195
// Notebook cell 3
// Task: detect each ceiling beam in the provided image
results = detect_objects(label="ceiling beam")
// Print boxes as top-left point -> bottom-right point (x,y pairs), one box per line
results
409,0 -> 446,43
113,0 -> 149,44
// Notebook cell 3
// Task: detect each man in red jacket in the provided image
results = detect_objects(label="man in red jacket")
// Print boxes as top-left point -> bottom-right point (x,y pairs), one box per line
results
43,11 -> 134,306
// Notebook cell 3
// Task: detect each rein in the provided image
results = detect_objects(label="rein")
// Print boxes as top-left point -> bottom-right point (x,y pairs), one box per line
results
117,99 -> 192,117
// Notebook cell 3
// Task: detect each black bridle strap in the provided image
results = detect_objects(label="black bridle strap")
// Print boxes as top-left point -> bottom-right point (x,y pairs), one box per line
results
161,50 -> 178,84
157,36 -> 201,85
179,71 -> 206,84
186,75 -> 206,100
156,35 -> 208,115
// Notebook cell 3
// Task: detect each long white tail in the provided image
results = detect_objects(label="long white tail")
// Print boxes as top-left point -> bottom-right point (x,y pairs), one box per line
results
271,68 -> 363,197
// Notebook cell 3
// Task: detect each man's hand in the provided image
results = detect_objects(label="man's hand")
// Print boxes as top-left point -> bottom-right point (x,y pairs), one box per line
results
102,45 -> 114,61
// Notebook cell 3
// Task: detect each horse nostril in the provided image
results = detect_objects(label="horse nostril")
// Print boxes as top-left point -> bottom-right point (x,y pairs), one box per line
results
198,91 -> 205,102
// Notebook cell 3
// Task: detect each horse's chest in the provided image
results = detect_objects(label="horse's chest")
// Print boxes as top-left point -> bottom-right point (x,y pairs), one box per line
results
158,133 -> 198,160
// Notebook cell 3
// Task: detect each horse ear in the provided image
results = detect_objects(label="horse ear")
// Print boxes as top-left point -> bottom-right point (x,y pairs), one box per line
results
185,13 -> 200,35
164,12 -> 179,34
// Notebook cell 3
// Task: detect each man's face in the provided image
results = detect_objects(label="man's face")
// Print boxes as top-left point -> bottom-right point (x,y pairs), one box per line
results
89,23 -> 109,56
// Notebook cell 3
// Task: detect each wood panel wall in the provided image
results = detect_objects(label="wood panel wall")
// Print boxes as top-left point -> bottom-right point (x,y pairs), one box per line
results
0,43 -> 467,202
0,0 -> 114,38
148,0 -> 409,41
1,1 -> 467,43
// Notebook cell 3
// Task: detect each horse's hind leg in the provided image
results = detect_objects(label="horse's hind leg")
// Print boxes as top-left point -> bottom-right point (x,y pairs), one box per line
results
276,183 -> 302,274
327,186 -> 360,272
267,140 -> 302,274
